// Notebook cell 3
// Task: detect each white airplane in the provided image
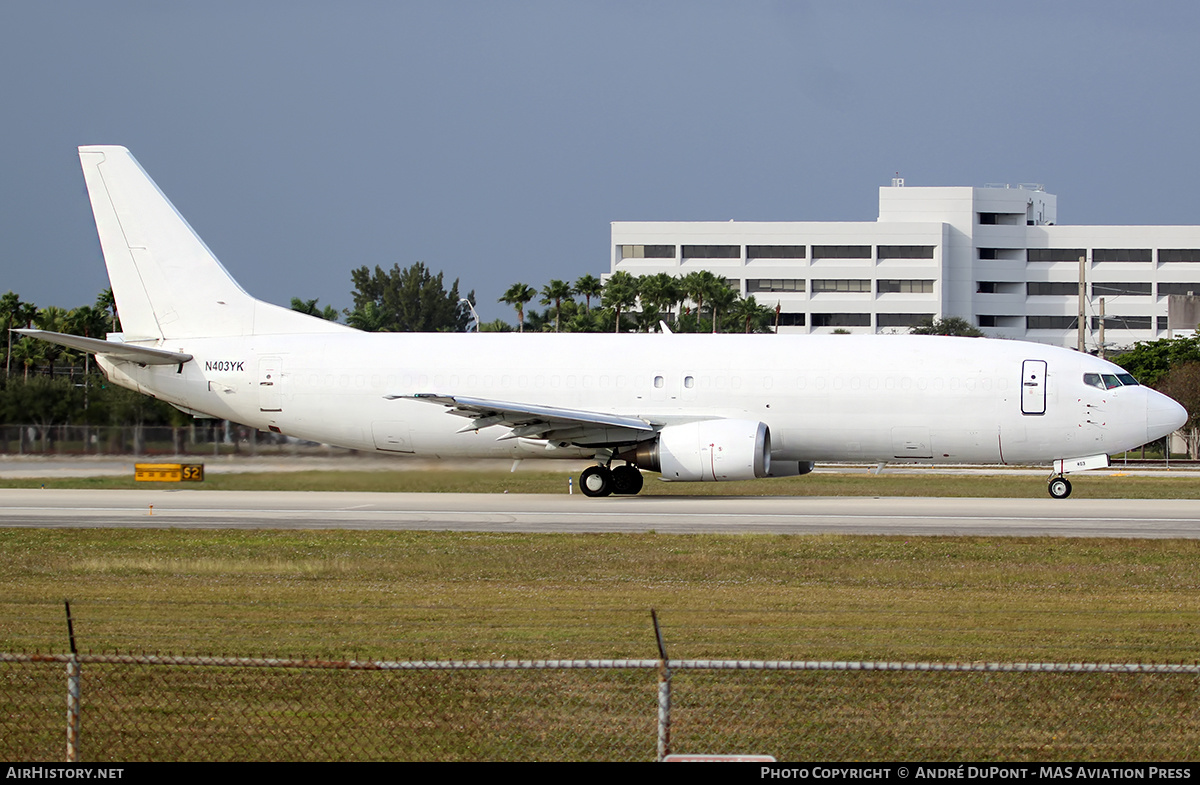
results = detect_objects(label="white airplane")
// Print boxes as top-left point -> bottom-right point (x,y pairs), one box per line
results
19,146 -> 1189,499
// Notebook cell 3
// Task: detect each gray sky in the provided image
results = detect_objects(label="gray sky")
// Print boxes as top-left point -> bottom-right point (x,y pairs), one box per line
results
3,1 -> 1199,322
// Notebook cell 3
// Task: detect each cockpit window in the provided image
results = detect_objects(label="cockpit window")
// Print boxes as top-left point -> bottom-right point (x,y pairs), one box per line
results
1085,371 -> 1141,390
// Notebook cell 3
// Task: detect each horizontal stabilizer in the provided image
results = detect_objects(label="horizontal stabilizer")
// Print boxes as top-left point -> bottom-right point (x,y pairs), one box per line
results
14,329 -> 192,365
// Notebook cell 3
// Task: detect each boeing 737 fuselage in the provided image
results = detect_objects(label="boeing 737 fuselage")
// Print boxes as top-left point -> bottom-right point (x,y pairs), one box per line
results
20,147 -> 1189,499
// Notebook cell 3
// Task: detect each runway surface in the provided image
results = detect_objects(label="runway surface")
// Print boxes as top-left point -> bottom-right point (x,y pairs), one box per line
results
1,489 -> 1198,537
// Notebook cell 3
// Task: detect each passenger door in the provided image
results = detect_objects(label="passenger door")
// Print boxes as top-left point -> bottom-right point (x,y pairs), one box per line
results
1021,360 -> 1047,416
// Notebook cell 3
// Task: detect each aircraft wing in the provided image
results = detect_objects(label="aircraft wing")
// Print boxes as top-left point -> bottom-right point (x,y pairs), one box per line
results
14,329 -> 192,366
389,393 -> 657,444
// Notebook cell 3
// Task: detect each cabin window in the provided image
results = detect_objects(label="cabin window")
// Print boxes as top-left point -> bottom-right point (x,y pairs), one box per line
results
684,376 -> 695,389
654,375 -> 664,389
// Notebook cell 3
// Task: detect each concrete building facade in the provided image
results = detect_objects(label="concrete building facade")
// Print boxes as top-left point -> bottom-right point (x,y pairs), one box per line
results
610,182 -> 1200,350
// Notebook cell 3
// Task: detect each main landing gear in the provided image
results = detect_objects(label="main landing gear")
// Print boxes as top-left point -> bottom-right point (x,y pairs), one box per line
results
1047,475 -> 1072,499
580,463 -> 644,497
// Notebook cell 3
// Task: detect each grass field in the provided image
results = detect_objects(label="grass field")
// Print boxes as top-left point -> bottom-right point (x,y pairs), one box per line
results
4,528 -> 1199,663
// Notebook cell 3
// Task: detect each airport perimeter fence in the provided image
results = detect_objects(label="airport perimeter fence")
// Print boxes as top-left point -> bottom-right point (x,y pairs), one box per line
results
0,424 -> 350,458
4,651 -> 1200,762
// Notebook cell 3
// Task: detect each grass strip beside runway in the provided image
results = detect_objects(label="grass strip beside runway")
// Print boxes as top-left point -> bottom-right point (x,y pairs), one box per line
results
3,529 -> 1199,662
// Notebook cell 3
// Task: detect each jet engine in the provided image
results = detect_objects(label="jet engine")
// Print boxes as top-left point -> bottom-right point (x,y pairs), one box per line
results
617,420 -> 771,482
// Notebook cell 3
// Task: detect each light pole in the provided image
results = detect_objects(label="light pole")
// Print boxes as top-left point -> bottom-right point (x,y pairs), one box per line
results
459,298 -> 480,332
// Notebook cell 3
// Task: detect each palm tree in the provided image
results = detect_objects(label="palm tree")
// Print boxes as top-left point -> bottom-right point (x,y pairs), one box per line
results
540,279 -> 573,332
32,306 -> 68,376
67,304 -> 109,377
345,302 -> 390,332
95,288 -> 119,333
1,291 -> 29,378
10,336 -> 42,381
731,294 -> 773,333
601,272 -> 639,334
681,270 -> 721,331
707,284 -> 738,334
499,283 -> 536,333
574,274 -> 603,314
291,297 -> 340,321
635,273 -> 680,331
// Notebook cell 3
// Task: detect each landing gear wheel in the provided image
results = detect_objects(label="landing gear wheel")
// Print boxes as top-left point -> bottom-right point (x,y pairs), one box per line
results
1048,476 -> 1072,499
611,464 -> 644,495
580,466 -> 614,497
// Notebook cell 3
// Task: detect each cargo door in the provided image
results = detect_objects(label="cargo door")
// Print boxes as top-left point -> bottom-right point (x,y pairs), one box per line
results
258,357 -> 282,412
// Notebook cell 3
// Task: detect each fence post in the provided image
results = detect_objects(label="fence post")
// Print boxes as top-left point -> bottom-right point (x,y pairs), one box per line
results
652,609 -> 671,761
64,599 -> 80,762
66,656 -> 80,762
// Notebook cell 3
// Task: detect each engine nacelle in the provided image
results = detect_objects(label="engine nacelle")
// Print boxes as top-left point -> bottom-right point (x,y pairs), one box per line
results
765,460 -> 815,478
619,420 -> 771,482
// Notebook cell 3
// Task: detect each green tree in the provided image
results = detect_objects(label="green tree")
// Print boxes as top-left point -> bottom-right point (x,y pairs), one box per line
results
477,318 -> 514,332
1,292 -> 35,378
564,307 -> 605,333
499,283 -> 537,333
344,301 -> 391,332
32,306 -> 69,376
95,288 -> 120,333
1158,361 -> 1200,458
66,304 -> 110,378
349,262 -> 473,332
9,337 -> 42,381
290,297 -> 340,322
909,317 -> 984,337
574,274 -> 603,314
636,273 -> 681,331
601,272 -> 639,334
731,294 -> 774,333
540,279 -> 574,332
681,270 -> 722,331
707,284 -> 738,334
1111,334 -> 1200,387
0,375 -> 82,451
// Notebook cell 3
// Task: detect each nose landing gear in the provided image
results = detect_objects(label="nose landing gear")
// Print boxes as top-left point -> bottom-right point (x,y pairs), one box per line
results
1048,475 -> 1072,499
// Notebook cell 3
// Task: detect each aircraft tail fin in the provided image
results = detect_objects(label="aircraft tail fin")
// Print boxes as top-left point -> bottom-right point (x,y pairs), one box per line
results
78,146 -> 349,340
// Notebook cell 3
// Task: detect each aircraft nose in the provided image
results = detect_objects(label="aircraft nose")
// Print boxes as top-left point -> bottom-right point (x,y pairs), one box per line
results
1146,390 -> 1188,442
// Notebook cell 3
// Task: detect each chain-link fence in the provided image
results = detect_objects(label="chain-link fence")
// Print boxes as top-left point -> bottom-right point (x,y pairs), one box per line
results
4,652 -> 1199,762
0,424 -> 349,457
